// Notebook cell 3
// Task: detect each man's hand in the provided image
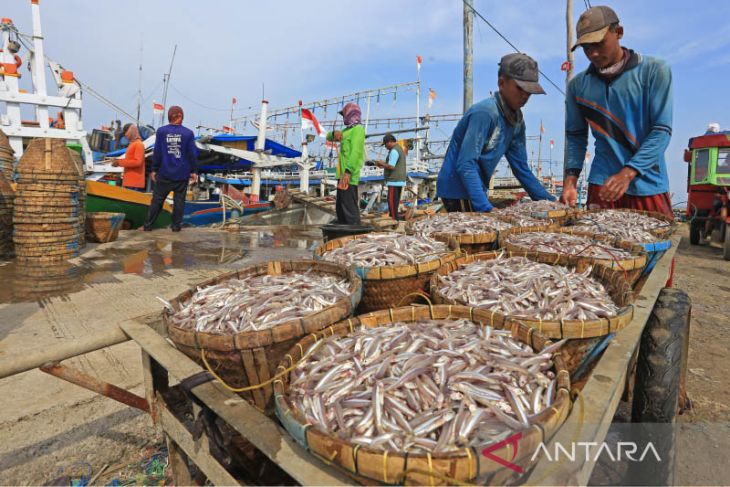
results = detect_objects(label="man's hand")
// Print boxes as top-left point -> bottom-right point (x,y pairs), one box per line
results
190,173 -> 199,184
337,171 -> 350,190
110,160 -> 119,167
560,176 -> 579,207
150,171 -> 157,183
598,167 -> 638,202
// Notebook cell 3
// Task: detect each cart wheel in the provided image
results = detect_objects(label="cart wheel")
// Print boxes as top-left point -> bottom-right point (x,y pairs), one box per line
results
629,288 -> 691,485
689,220 -> 702,245
723,225 -> 730,260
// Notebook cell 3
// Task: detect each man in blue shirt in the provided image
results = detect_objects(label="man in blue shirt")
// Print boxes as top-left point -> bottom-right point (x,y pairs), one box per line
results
375,133 -> 407,220
437,53 -> 555,212
561,6 -> 674,218
144,105 -> 198,231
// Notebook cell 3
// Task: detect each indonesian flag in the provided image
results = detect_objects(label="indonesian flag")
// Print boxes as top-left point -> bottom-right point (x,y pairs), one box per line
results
152,102 -> 164,114
416,55 -> 423,72
222,125 -> 234,134
550,139 -> 555,149
301,108 -> 326,138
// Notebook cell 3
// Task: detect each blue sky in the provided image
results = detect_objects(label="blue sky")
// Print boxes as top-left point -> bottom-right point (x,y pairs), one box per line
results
4,0 -> 730,202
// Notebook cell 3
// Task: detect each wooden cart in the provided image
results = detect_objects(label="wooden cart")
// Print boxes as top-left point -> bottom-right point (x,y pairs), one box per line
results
118,235 -> 685,486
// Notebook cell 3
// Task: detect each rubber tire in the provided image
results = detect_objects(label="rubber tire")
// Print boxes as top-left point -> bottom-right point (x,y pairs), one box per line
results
689,219 -> 702,245
629,288 -> 691,486
723,224 -> 730,260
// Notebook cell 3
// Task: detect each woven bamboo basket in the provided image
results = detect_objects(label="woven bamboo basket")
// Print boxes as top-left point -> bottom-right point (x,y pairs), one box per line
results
0,171 -> 14,258
572,208 -> 676,239
274,305 -> 573,486
85,212 -> 125,243
567,208 -> 675,291
165,260 -> 362,413
429,251 -> 634,381
500,227 -> 647,284
313,234 -> 459,312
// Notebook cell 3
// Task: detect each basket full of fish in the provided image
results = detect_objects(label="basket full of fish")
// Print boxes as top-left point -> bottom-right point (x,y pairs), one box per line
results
274,305 -> 572,485
431,251 -> 633,340
493,199 -> 577,225
314,232 -> 458,312
163,260 -> 362,412
500,228 -> 647,284
405,212 -> 553,254
569,209 -> 676,281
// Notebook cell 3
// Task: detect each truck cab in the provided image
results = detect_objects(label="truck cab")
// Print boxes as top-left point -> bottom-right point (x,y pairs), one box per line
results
685,131 -> 730,258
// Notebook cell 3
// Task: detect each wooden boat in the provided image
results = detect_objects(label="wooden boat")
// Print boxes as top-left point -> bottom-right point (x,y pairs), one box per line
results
85,180 -> 172,229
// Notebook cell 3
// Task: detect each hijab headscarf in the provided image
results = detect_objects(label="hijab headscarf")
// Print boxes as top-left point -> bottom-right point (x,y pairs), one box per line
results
124,124 -> 141,142
339,102 -> 362,127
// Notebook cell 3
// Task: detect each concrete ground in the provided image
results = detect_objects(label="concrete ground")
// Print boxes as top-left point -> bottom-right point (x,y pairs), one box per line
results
0,223 -> 728,485
0,225 -> 318,485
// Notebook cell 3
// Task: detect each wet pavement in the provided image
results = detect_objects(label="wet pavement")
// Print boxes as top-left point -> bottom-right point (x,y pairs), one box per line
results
0,225 -> 323,305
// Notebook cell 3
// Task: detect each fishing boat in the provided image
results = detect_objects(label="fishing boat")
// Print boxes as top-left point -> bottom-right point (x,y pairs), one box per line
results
85,180 -> 172,229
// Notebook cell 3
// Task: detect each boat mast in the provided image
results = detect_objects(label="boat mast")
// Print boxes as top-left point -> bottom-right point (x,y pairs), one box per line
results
136,43 -> 143,124
160,44 -> 177,127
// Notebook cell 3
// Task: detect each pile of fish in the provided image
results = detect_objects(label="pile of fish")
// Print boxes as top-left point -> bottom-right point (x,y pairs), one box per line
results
168,271 -> 350,334
320,232 -> 449,267
288,319 -> 563,453
436,256 -> 620,320
495,200 -> 570,222
505,232 -> 636,260
572,210 -> 672,243
410,213 -> 512,236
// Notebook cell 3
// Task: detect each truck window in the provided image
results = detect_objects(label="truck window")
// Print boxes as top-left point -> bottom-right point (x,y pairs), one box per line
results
695,149 -> 710,181
718,148 -> 730,174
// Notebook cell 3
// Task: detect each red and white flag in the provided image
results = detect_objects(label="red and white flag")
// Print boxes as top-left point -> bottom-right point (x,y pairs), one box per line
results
301,108 -> 326,138
152,102 -> 164,114
550,139 -> 555,150
222,125 -> 234,134
416,55 -> 423,73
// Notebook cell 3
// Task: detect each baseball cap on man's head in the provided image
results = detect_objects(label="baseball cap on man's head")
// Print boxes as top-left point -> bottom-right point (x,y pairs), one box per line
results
498,53 -> 546,95
382,133 -> 396,146
572,6 -> 619,51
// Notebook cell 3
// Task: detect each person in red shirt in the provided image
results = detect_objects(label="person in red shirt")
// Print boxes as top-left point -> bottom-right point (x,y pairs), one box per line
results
112,124 -> 146,190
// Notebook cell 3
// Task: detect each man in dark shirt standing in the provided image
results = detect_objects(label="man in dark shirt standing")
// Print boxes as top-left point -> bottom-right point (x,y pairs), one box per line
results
144,105 -> 198,231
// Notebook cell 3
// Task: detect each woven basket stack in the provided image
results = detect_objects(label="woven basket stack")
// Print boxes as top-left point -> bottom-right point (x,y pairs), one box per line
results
0,129 -> 14,179
0,171 -> 14,258
13,138 -> 85,262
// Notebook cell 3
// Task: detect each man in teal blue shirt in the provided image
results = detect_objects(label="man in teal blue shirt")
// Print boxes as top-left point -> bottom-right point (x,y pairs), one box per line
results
561,6 -> 673,218
437,53 -> 554,212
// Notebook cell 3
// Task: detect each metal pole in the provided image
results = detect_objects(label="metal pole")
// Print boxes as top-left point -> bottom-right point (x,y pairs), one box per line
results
415,67 -> 421,170
463,0 -> 474,111
30,0 -> 49,128
563,0 -> 574,174
537,120 -> 543,179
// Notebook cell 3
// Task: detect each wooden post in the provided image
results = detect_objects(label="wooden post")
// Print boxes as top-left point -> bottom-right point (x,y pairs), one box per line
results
563,0 -> 575,175
463,0 -> 474,111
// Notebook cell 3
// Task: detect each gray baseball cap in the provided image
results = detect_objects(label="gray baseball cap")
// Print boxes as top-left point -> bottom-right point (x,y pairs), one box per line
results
572,6 -> 620,51
498,53 -> 546,95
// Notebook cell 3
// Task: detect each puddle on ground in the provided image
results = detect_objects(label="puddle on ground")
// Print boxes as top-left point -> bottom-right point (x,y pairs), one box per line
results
1,225 -> 323,304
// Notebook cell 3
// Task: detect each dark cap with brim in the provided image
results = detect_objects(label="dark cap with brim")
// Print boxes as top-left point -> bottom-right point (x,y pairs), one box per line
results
572,6 -> 619,51
499,53 -> 546,95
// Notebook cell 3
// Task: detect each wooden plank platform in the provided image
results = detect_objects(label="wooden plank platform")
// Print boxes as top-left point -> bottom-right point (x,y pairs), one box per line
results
524,235 -> 680,486
119,319 -> 353,486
